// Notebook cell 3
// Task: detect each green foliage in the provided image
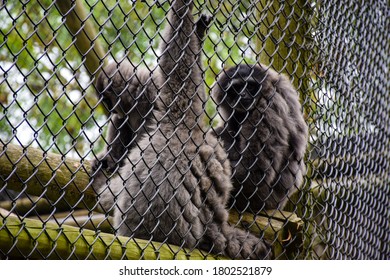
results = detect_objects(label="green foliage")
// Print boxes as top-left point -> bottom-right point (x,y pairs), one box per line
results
0,0 -> 104,157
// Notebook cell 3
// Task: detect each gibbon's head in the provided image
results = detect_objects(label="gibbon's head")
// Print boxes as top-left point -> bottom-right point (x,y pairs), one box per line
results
212,64 -> 275,114
96,61 -> 152,118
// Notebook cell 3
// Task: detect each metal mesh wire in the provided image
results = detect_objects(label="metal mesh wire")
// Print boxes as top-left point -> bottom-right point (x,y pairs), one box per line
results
0,0 -> 389,260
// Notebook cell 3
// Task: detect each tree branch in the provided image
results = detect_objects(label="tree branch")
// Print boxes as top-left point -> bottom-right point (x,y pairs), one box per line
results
0,143 -> 97,211
55,0 -> 106,77
0,209 -> 222,260
0,143 -> 303,259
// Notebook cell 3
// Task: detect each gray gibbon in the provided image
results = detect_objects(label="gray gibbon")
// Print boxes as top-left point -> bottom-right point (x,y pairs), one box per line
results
212,64 -> 308,213
92,0 -> 271,259
93,61 -> 158,173
93,7 -> 210,173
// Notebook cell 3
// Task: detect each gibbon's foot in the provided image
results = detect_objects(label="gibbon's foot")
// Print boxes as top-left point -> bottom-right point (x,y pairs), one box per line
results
223,224 -> 273,260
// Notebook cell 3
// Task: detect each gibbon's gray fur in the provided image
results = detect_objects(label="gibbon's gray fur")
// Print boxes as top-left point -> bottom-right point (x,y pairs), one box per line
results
93,0 -> 271,259
93,11 -> 211,173
92,62 -> 158,173
212,64 -> 308,212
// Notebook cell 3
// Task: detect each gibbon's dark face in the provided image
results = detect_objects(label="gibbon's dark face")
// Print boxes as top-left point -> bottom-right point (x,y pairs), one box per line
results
215,65 -> 270,113
225,79 -> 261,111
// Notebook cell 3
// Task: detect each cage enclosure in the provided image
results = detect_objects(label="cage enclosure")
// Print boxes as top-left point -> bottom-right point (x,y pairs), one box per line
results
0,0 -> 388,260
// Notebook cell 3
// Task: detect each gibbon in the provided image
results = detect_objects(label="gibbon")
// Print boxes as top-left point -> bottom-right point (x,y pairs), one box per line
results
212,64 -> 308,212
93,9 -> 211,173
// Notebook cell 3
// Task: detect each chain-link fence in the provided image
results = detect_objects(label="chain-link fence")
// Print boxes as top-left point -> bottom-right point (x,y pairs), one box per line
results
0,0 -> 388,260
